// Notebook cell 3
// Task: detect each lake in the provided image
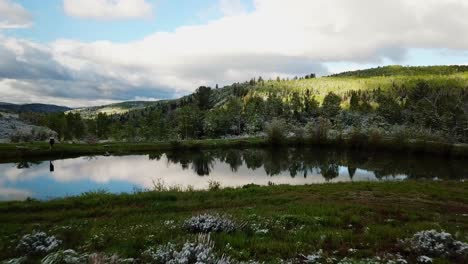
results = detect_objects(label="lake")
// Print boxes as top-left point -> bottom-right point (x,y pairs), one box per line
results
0,147 -> 466,201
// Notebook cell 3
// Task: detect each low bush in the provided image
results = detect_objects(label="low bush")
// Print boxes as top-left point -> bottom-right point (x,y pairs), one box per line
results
184,214 -> 236,233
264,118 -> 288,145
16,232 -> 61,256
306,117 -> 331,144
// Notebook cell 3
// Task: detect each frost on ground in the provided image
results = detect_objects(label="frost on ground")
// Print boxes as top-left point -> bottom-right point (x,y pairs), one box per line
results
402,230 -> 468,258
16,232 -> 61,255
142,234 -> 232,264
184,214 -> 236,233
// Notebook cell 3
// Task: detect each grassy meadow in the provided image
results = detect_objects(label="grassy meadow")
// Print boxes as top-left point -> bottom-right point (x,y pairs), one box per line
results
0,181 -> 467,263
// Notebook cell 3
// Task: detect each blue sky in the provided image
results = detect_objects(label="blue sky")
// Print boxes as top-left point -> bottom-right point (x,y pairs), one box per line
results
7,0 -> 254,43
0,0 -> 468,107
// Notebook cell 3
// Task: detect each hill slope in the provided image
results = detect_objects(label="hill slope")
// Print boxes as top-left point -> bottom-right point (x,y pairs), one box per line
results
0,103 -> 71,113
329,65 -> 468,78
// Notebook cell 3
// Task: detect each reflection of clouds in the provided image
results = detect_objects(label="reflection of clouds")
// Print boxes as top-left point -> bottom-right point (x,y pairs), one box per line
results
0,187 -> 32,201
0,154 -> 382,201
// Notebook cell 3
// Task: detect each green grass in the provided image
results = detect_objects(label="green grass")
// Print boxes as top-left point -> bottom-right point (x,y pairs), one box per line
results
249,72 -> 468,103
0,181 -> 467,262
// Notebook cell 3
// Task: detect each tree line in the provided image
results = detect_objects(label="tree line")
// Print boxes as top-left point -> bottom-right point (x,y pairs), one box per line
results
19,78 -> 468,144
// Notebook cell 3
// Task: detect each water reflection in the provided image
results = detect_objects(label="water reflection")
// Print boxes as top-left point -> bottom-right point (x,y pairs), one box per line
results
0,147 -> 466,201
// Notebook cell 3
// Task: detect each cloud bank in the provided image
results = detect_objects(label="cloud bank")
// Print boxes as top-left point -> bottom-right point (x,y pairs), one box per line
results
2,0 -> 468,106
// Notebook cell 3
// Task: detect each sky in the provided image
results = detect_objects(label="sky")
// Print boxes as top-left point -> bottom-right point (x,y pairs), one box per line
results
1,0 -> 468,107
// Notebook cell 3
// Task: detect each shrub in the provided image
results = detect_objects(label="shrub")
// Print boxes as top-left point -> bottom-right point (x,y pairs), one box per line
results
290,126 -> 306,141
170,140 -> 182,149
184,214 -> 236,233
208,180 -> 221,191
9,132 -> 33,143
387,126 -> 410,149
321,92 -> 342,118
346,127 -> 370,149
41,249 -> 86,264
16,232 -> 61,256
264,118 -> 288,145
402,230 -> 468,258
142,234 -> 232,264
306,117 -> 331,143
368,128 -> 384,146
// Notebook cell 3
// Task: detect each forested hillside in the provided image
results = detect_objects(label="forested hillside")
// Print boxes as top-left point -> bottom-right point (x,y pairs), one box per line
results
329,65 -> 468,78
0,103 -> 71,113
17,66 -> 468,144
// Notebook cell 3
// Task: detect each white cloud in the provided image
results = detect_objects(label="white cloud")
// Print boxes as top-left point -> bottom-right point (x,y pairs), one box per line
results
0,0 -> 32,29
219,0 -> 247,16
3,0 -> 468,106
63,0 -> 153,20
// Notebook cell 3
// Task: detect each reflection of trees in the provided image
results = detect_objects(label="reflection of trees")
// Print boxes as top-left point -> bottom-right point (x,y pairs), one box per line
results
152,147 -> 468,181
148,152 -> 163,161
191,151 -> 215,176
288,160 -> 301,178
16,160 -> 41,169
16,160 -> 31,169
165,150 -> 217,176
220,150 -> 243,172
166,151 -> 192,170
243,149 -> 264,170
320,164 -> 339,182
262,148 -> 289,176
348,167 -> 356,180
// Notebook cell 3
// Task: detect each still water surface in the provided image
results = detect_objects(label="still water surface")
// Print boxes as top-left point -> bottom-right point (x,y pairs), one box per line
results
0,148 -> 466,201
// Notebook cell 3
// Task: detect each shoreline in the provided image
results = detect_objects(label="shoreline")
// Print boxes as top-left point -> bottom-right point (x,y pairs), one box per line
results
0,136 -> 467,161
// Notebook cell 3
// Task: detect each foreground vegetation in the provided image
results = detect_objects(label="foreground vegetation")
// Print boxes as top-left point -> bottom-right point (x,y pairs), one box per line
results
0,181 -> 467,263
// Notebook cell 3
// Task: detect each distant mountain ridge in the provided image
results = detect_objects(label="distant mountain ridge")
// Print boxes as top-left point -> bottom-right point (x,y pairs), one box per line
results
0,103 -> 72,113
68,101 -> 163,118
